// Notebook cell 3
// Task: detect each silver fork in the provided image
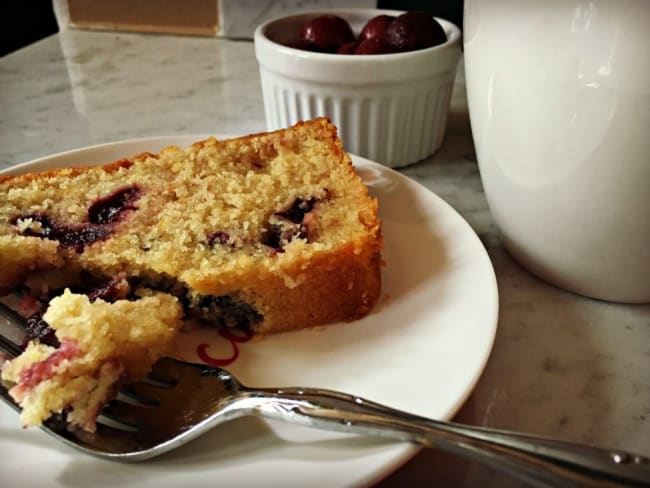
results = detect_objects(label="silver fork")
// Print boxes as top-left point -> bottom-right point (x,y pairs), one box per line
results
1,305 -> 649,487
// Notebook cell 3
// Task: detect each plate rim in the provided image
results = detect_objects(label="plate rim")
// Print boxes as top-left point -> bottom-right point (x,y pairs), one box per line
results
0,134 -> 499,487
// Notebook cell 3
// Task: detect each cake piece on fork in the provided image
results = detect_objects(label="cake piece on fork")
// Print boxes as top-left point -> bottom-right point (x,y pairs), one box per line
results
1,289 -> 182,432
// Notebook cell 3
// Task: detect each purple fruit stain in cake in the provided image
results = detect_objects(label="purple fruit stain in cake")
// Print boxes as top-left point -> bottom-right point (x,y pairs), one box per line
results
19,340 -> 79,388
13,213 -> 110,250
88,185 -> 141,224
12,186 -> 140,251
262,196 -> 320,251
24,311 -> 59,348
208,231 -> 231,247
274,197 -> 317,224
191,293 -> 262,331
86,275 -> 128,303
261,224 -> 284,251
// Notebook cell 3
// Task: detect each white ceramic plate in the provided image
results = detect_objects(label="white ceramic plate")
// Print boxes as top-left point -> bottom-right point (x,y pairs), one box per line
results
0,136 -> 498,488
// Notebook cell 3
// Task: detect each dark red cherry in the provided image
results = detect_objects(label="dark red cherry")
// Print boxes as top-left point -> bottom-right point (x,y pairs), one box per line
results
386,11 -> 447,52
359,15 -> 395,42
88,185 -> 140,225
337,41 -> 358,54
13,213 -> 109,250
299,15 -> 355,53
354,37 -> 395,55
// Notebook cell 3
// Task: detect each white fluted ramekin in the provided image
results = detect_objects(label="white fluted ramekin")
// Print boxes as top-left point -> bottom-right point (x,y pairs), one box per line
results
254,9 -> 461,168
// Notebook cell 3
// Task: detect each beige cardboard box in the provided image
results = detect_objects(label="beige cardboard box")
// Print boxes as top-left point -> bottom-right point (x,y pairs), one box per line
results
54,0 -> 376,39
56,0 -> 220,36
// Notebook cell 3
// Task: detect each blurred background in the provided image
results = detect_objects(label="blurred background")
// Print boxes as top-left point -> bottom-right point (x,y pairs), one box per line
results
2,0 -> 58,57
2,0 -> 463,57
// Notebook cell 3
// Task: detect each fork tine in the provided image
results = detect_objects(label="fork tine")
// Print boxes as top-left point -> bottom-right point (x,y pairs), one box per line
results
0,301 -> 26,358
101,401 -> 152,430
0,329 -> 22,358
0,312 -> 23,412
0,300 -> 27,330
97,408 -> 142,432
117,389 -> 161,407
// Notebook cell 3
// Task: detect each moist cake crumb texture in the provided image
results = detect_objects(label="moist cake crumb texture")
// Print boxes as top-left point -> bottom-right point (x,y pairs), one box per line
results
0,118 -> 382,334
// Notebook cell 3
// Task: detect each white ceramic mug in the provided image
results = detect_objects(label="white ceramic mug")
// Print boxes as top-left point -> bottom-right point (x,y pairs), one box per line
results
464,0 -> 650,303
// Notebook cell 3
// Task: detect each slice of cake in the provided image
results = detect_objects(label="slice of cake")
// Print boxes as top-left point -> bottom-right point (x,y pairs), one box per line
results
1,289 -> 182,431
0,118 -> 382,335
0,118 -> 382,432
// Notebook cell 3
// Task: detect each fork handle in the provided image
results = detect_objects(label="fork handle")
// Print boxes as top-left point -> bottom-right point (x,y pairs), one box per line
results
244,387 -> 650,487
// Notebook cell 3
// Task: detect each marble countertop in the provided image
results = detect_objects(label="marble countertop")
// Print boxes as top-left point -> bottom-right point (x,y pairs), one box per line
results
1,30 -> 648,487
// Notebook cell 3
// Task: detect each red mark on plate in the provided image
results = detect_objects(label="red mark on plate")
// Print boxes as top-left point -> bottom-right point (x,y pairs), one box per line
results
196,328 -> 254,367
